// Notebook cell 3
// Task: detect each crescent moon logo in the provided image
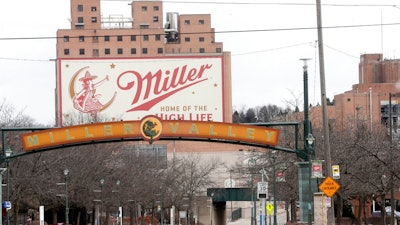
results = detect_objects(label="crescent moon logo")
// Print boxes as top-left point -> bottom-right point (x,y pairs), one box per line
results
68,66 -> 117,114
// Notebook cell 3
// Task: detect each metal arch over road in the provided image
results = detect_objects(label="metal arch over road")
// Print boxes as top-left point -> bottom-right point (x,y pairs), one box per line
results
19,116 -> 284,153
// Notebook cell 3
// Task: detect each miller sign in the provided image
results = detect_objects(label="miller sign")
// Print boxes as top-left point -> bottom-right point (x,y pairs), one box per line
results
58,56 -> 224,125
20,116 -> 280,151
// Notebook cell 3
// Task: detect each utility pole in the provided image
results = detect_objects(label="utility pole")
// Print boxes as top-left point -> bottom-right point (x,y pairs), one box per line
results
315,0 -> 334,224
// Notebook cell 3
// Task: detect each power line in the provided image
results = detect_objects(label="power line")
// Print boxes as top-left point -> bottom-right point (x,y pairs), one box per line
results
109,0 -> 400,8
233,42 -> 312,56
1,21 -> 400,41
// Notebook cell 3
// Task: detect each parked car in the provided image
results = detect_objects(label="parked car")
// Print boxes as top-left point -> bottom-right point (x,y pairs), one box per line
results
372,206 -> 400,217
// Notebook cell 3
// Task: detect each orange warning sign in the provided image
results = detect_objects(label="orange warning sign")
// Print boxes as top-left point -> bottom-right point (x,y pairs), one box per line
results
319,176 -> 340,197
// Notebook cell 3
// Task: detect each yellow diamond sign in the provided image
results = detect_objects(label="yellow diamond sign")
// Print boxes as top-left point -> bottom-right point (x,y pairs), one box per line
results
319,176 -> 340,197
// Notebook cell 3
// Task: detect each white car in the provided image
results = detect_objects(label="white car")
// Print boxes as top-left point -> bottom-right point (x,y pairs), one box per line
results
372,206 -> 400,217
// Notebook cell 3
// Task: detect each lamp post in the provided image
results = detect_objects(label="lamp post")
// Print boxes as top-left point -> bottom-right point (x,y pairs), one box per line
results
248,158 -> 256,225
5,148 -> 12,225
159,187 -> 164,225
300,58 -> 315,225
64,169 -> 70,225
100,178 -> 105,225
209,193 -> 214,225
271,153 -> 277,225
116,180 -> 121,225
305,134 -> 315,225
0,168 -> 6,225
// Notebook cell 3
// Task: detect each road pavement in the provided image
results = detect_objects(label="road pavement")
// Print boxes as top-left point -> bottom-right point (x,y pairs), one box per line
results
227,209 -> 287,225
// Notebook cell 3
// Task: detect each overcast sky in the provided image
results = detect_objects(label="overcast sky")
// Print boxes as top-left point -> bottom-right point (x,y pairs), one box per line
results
1,0 -> 400,125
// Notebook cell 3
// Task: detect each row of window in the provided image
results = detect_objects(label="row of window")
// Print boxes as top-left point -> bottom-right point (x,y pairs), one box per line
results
63,47 -> 222,56
63,34 -> 164,42
77,5 -> 97,12
64,48 -> 163,56
78,4 -> 160,12
77,16 -> 97,24
184,19 -> 205,25
141,5 -> 159,11
63,35 -> 209,43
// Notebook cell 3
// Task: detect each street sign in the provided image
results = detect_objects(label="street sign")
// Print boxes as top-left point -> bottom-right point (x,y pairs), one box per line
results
224,179 -> 235,188
266,203 -> 274,215
332,165 -> 340,179
319,176 -> 340,197
3,201 -> 11,209
257,182 -> 268,199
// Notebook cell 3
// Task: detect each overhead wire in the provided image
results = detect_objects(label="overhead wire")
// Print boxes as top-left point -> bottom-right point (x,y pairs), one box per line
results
1,21 -> 400,41
0,1 -> 398,61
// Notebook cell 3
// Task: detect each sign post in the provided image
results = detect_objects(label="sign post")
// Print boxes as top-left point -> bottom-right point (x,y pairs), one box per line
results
257,182 -> 268,225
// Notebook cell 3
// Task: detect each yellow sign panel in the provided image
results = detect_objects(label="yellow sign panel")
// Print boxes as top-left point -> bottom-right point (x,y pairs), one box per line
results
20,116 -> 280,151
319,176 -> 340,197
266,203 -> 274,215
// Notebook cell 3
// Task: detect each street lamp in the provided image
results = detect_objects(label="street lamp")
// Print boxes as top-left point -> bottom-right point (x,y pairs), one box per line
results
0,168 -> 6,225
64,169 -> 69,225
300,58 -> 315,225
248,158 -> 256,225
209,192 -> 214,225
116,180 -> 121,225
100,178 -> 105,225
305,133 -> 315,225
5,148 -> 12,225
271,153 -> 277,225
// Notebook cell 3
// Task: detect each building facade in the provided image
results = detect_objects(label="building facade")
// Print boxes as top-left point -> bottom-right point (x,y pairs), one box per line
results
332,53 -> 400,132
55,1 -> 246,225
56,0 -> 232,125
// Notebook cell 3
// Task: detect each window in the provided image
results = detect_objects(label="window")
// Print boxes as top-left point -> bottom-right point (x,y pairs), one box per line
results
105,36 -> 110,42
153,16 -> 159,22
78,17 -> 84,23
157,48 -> 163,54
64,49 -> 70,55
155,34 -> 161,41
185,37 -> 190,42
105,48 -> 110,55
184,20 -> 190,25
131,48 -> 137,54
199,37 -> 204,42
142,48 -> 148,54
91,7 -> 97,12
131,35 -> 136,41
91,17 -> 97,23
199,19 -> 205,24
143,35 -> 149,41
92,36 -> 98,43
75,25 -> 84,29
77,5 -> 83,12
153,6 -> 159,11
63,36 -> 69,42
141,6 -> 147,11
79,49 -> 85,55
117,36 -> 123,41
93,49 -> 99,56
79,36 -> 85,42
140,24 -> 149,29
199,48 -> 205,53
216,48 -> 222,53
117,48 -> 123,54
